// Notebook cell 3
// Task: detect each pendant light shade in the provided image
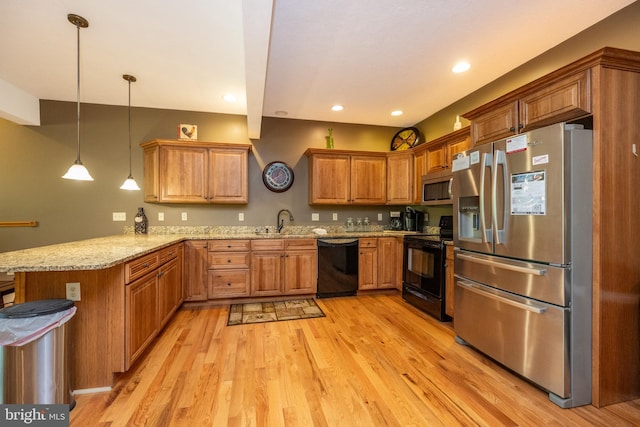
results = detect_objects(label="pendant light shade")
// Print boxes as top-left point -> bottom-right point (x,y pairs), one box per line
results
120,74 -> 140,191
62,14 -> 93,181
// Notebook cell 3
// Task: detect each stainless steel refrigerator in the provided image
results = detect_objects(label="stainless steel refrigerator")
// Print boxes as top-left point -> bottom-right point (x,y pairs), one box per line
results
452,122 -> 593,408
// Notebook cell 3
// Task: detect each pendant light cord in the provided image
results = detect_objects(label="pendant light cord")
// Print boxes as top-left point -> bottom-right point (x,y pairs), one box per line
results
75,21 -> 81,163
128,79 -> 132,176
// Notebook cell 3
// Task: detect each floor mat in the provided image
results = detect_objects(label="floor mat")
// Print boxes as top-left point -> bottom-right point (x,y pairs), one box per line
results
227,299 -> 325,326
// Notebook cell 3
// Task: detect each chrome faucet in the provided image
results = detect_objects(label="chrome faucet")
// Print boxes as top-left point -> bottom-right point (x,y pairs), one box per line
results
277,209 -> 294,233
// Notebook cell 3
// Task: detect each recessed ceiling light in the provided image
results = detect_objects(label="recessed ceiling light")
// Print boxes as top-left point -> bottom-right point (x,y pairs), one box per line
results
331,105 -> 344,111
452,62 -> 471,73
223,94 -> 237,102
391,110 -> 403,116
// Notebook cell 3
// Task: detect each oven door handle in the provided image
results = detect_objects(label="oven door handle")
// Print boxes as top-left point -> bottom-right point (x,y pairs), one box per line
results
457,281 -> 547,314
457,253 -> 546,276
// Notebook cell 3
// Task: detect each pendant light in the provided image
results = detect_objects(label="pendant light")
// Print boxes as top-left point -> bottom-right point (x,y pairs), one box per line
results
120,74 -> 140,190
62,14 -> 93,181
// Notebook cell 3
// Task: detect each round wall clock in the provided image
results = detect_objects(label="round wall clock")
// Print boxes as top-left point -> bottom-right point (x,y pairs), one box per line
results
390,127 -> 421,151
262,161 -> 294,192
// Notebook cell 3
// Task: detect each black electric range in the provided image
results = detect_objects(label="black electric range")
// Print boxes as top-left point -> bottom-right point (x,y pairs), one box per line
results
402,216 -> 453,321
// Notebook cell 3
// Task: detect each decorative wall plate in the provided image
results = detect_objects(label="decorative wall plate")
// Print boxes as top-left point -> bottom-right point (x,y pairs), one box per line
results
390,127 -> 421,151
262,161 -> 294,192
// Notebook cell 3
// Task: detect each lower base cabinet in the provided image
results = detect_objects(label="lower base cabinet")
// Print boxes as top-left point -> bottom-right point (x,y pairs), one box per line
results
125,244 -> 183,369
184,238 -> 318,300
445,244 -> 454,318
251,239 -> 317,296
359,237 -> 401,290
183,241 -> 208,301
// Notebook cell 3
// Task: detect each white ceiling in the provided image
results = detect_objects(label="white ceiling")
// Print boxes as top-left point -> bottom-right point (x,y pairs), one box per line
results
0,0 -> 634,138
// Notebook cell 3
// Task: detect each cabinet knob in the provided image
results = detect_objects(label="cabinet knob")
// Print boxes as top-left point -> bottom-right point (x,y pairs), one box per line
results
509,127 -> 515,132
518,123 -> 524,129
227,259 -> 231,263
227,283 -> 231,286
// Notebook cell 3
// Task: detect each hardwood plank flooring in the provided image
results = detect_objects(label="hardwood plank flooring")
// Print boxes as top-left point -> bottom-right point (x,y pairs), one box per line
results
70,294 -> 640,426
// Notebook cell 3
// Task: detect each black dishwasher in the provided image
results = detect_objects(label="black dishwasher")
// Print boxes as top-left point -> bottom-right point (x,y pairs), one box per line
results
316,238 -> 359,298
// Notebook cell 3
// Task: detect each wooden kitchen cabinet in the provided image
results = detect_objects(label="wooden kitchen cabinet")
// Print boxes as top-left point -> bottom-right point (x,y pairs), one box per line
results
208,240 -> 251,298
445,244 -> 454,318
386,151 -> 414,205
305,149 -> 386,205
251,239 -> 317,296
125,271 -> 158,368
183,240 -> 208,301
413,146 -> 428,203
125,243 -> 183,369
468,69 -> 591,145
358,237 -> 399,290
141,139 -> 251,204
283,239 -> 317,295
358,238 -> 377,290
377,237 -> 400,289
424,127 -> 471,174
158,247 -> 183,327
351,154 -> 387,204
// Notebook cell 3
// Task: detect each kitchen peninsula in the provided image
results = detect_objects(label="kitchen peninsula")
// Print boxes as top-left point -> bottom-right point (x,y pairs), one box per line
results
0,227 -> 407,391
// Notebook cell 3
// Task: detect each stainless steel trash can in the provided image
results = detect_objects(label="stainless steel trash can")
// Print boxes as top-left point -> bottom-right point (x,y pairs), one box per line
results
0,299 -> 75,408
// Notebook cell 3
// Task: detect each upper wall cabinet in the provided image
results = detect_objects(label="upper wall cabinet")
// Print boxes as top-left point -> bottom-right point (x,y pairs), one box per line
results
412,127 -> 470,203
141,140 -> 252,204
305,149 -> 387,205
465,69 -> 591,145
386,151 -> 414,205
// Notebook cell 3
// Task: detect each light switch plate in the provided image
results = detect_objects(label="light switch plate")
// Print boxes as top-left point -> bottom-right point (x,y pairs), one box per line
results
112,212 -> 126,221
312,213 -> 320,221
181,212 -> 188,221
378,213 -> 383,221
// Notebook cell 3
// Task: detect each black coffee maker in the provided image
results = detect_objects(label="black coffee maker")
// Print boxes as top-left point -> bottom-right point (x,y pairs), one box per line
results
404,207 -> 424,232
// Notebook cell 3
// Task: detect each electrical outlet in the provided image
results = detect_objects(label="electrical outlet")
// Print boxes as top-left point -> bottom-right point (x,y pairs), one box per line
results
238,213 -> 244,221
181,212 -> 188,221
158,212 -> 164,221
332,213 -> 338,221
378,213 -> 383,221
112,212 -> 126,221
312,213 -> 320,221
66,282 -> 81,301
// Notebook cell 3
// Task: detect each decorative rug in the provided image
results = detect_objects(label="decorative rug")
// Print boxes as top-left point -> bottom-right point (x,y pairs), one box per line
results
227,299 -> 325,326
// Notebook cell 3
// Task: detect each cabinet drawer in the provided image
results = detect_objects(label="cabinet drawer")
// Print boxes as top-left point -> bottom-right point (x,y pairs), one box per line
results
284,239 -> 317,251
158,244 -> 179,264
251,239 -> 285,251
125,252 -> 160,284
208,240 -> 251,252
208,270 -> 250,297
208,252 -> 250,269
359,238 -> 377,248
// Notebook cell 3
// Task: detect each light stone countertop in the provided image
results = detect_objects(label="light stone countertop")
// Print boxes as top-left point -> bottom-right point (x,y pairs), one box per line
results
0,225 -> 431,273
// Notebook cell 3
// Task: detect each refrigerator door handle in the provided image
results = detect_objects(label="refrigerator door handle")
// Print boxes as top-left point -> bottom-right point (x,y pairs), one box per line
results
480,152 -> 493,243
457,252 -> 547,276
492,149 -> 508,244
457,280 -> 547,314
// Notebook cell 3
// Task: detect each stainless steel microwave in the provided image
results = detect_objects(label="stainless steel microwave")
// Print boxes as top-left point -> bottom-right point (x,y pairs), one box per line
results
421,171 -> 452,205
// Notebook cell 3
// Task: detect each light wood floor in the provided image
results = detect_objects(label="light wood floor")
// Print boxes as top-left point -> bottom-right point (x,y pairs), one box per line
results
70,293 -> 640,426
